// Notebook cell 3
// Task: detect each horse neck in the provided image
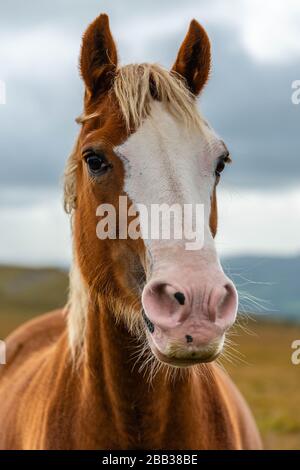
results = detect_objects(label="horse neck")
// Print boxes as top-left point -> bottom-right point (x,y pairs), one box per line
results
76,284 -> 204,447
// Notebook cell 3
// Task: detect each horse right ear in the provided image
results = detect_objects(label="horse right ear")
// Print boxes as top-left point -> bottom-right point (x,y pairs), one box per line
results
172,19 -> 211,96
80,14 -> 118,96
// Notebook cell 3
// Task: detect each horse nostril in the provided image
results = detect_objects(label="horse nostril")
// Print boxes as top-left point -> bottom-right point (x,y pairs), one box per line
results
174,292 -> 185,305
142,311 -> 155,334
142,282 -> 190,331
186,335 -> 193,343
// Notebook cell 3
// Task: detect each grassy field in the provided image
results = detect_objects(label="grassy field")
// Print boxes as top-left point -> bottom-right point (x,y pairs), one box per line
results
0,266 -> 299,449
225,319 -> 300,449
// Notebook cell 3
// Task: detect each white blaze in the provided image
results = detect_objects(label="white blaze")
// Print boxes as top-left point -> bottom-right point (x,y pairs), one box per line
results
116,101 -> 224,258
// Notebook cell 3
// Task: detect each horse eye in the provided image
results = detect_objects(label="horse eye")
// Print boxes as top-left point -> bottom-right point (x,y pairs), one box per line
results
83,151 -> 112,176
215,155 -> 228,177
87,155 -> 104,172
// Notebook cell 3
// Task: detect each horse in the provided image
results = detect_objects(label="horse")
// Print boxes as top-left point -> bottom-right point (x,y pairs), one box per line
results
0,14 -> 262,450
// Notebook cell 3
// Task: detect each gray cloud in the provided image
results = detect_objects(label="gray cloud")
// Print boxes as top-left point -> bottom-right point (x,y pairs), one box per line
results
200,26 -> 300,189
0,0 -> 299,192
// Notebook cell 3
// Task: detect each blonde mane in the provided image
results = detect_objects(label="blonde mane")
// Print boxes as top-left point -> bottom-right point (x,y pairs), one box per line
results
64,63 -> 206,354
113,63 -> 203,131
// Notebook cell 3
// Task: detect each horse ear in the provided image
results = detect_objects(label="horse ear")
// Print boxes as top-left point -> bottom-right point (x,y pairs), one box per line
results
172,19 -> 211,96
80,14 -> 118,96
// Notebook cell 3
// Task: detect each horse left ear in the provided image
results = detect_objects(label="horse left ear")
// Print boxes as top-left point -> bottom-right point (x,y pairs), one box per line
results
172,19 -> 211,96
80,14 -> 118,96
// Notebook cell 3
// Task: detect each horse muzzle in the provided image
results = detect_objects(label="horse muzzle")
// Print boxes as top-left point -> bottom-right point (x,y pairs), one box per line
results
142,271 -> 238,367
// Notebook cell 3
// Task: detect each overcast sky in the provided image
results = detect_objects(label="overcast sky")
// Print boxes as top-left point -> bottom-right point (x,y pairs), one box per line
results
0,0 -> 299,266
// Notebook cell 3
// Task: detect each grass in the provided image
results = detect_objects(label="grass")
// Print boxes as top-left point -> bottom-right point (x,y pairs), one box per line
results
0,265 -> 299,449
224,318 -> 300,449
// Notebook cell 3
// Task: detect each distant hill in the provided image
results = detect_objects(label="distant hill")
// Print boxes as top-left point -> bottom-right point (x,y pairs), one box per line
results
0,265 -> 68,315
223,255 -> 300,322
0,265 -> 68,337
0,254 -> 299,337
